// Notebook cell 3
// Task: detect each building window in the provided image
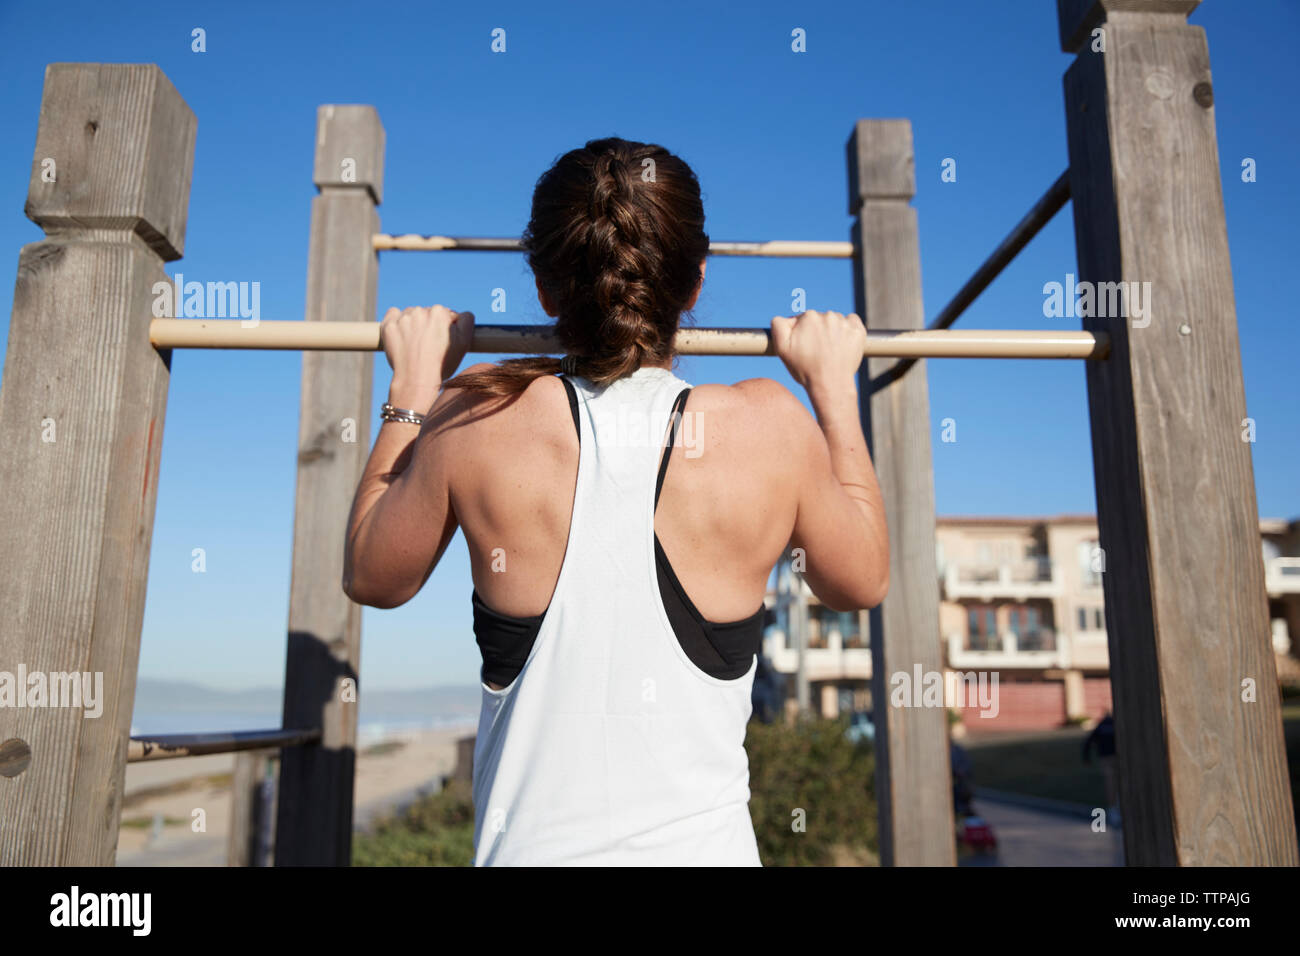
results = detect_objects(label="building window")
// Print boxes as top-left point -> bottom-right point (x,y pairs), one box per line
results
1077,608 -> 1087,631
808,613 -> 826,649
838,610 -> 865,648
1078,540 -> 1103,588
967,604 -> 998,650
772,605 -> 791,649
1094,608 -> 1104,630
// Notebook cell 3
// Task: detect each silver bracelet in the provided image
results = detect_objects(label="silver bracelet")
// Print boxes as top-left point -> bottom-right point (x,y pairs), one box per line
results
381,402 -> 424,426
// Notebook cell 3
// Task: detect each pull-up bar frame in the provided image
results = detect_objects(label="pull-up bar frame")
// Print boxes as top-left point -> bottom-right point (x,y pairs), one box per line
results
870,170 -> 1072,392
373,234 -> 856,258
148,318 -> 1110,360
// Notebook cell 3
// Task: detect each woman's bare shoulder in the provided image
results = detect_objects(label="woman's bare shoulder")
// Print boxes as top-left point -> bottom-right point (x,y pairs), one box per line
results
688,376 -> 813,428
685,376 -> 819,459
430,365 -> 569,432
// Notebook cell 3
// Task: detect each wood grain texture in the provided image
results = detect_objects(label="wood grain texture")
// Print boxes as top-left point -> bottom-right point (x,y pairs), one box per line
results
0,64 -> 194,865
227,751 -> 259,866
847,120 -> 955,867
274,107 -> 382,866
1063,9 -> 1297,864
312,105 -> 385,205
26,63 -> 195,260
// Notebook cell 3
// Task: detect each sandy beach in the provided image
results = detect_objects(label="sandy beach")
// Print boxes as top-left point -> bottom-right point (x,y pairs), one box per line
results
115,725 -> 472,866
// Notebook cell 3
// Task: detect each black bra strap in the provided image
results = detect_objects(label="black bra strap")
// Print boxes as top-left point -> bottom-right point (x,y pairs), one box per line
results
655,388 -> 692,509
560,375 -> 580,437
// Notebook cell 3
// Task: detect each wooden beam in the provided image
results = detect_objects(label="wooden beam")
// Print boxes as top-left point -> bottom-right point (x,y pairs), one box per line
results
1061,1 -> 1297,864
227,750 -> 260,866
273,105 -> 383,865
0,64 -> 195,865
847,119 -> 955,866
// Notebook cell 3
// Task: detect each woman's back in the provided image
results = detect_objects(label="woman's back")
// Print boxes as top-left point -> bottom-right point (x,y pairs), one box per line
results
445,364 -> 800,633
457,364 -> 778,865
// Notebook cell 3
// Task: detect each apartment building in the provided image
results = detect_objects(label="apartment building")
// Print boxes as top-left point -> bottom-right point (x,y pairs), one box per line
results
763,515 -> 1300,732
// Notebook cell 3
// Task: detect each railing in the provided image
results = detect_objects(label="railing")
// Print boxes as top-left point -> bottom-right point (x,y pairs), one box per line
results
947,629 -> 1079,669
128,728 -> 321,763
942,558 -> 1060,598
1265,557 -> 1300,594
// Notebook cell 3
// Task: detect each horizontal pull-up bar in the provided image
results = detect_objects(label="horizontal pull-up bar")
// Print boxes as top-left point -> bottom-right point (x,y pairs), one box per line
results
128,727 -> 322,763
372,234 -> 856,258
150,319 -> 1109,359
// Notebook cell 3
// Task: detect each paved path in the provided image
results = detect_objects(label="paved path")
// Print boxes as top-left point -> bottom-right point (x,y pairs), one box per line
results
959,797 -> 1124,866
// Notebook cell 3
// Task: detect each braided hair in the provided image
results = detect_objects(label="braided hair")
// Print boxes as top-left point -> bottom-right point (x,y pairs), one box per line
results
440,137 -> 709,395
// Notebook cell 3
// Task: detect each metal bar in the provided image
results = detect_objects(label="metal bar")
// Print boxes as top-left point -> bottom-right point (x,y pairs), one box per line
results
150,319 -> 1109,359
372,234 -> 856,258
931,171 -> 1071,331
870,170 -> 1072,393
127,728 -> 322,763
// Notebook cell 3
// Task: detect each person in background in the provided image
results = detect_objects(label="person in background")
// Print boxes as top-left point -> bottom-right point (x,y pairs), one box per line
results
1082,710 -> 1119,825
950,740 -> 974,817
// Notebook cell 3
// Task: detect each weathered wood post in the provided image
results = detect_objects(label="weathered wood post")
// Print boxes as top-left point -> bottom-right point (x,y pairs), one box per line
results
227,750 -> 275,866
847,119 -> 955,866
274,106 -> 383,865
1059,0 -> 1298,864
0,63 -> 195,865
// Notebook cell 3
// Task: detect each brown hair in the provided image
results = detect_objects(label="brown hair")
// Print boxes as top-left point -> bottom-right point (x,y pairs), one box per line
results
440,137 -> 709,396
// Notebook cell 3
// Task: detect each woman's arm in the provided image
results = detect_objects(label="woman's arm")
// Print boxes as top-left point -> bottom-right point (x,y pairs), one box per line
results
771,310 -> 889,611
341,305 -> 475,608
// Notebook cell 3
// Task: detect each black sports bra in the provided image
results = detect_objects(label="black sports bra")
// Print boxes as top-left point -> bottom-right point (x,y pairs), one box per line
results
472,375 -> 766,686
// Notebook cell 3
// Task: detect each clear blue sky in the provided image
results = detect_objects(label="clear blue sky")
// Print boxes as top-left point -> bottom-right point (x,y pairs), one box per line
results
1,0 -> 1295,690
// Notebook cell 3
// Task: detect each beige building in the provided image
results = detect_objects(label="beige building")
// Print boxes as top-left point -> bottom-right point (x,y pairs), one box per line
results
764,514 -> 1300,731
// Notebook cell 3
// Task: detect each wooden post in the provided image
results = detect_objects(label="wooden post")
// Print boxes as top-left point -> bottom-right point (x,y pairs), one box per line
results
1059,0 -> 1298,864
274,106 -> 383,865
847,120 -> 955,866
227,750 -> 259,866
0,64 -> 194,865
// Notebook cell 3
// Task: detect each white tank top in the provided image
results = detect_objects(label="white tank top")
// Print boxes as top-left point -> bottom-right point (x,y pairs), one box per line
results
471,365 -> 762,866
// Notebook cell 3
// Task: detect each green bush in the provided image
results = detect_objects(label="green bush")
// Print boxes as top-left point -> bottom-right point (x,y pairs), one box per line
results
745,715 -> 878,866
352,716 -> 880,866
352,779 -> 476,867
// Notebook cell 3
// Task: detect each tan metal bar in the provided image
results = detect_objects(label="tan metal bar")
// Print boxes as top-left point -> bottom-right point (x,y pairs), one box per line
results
150,319 -> 1109,359
150,319 -> 1109,358
128,728 -> 322,763
372,234 -> 856,258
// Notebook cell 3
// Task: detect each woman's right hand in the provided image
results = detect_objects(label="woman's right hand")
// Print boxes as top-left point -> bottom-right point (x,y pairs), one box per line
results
770,310 -> 867,390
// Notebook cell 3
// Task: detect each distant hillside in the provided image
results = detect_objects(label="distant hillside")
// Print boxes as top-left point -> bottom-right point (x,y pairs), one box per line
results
133,678 -> 480,721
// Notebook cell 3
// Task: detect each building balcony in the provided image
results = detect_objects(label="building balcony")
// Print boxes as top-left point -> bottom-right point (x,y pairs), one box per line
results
763,629 -> 872,682
941,557 -> 1061,601
1265,557 -> 1300,595
946,629 -> 1110,671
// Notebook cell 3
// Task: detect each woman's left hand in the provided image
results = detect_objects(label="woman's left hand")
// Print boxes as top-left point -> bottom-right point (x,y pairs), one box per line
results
380,305 -> 475,410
